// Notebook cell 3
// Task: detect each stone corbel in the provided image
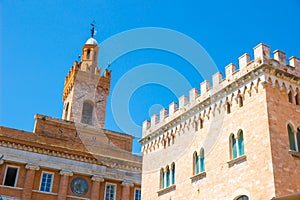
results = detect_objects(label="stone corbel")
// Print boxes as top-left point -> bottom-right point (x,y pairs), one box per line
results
91,175 -> 104,182
25,164 -> 40,171
60,169 -> 73,177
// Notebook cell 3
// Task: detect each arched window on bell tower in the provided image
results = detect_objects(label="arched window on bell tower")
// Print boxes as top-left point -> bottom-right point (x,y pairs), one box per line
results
81,101 -> 94,125
86,49 -> 91,59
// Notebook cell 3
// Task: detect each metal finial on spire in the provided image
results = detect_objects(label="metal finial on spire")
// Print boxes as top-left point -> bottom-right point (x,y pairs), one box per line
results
90,21 -> 96,38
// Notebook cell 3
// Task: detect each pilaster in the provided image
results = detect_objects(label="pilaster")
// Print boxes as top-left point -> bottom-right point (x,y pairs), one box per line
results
58,170 -> 73,200
21,164 -> 40,200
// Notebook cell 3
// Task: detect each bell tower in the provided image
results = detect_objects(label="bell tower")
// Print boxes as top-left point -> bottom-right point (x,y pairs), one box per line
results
62,27 -> 111,128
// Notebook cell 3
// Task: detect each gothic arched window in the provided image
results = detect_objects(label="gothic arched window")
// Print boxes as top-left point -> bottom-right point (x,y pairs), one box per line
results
230,134 -> 237,159
237,130 -> 244,156
236,195 -> 249,200
200,148 -> 205,172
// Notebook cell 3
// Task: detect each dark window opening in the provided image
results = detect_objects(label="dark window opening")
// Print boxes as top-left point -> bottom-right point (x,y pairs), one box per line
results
4,167 -> 18,187
295,93 -> 299,105
86,49 -> 91,59
288,91 -> 293,103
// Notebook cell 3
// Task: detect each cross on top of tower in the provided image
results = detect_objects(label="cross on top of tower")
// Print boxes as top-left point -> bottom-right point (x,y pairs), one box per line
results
91,22 -> 96,38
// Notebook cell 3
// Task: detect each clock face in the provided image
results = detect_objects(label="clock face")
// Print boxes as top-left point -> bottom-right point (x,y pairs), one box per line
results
70,177 -> 89,196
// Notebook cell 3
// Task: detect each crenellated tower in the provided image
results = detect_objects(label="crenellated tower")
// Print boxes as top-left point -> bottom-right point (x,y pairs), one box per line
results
62,34 -> 111,128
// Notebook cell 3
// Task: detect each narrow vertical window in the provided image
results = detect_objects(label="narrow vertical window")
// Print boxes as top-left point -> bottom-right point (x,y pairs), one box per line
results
288,91 -> 293,103
200,148 -> 205,172
194,152 -> 199,175
3,166 -> 19,187
81,101 -> 94,125
231,134 -> 237,159
40,172 -> 53,192
86,49 -> 91,59
238,130 -> 244,156
288,124 -> 296,151
295,93 -> 299,105
105,183 -> 116,200
160,168 -> 164,189
297,128 -> 300,152
134,189 -> 141,200
171,163 -> 175,185
166,167 -> 170,187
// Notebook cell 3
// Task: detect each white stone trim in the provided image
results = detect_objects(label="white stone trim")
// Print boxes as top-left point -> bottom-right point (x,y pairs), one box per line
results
2,165 -> 20,187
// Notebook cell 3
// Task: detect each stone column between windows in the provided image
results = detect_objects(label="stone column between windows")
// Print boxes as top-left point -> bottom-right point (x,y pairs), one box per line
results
121,180 -> 134,200
90,175 -> 104,200
21,164 -> 40,200
57,170 -> 73,200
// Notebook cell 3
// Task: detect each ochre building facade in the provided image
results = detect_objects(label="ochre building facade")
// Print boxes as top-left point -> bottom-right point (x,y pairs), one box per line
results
0,36 -> 142,200
140,44 -> 300,200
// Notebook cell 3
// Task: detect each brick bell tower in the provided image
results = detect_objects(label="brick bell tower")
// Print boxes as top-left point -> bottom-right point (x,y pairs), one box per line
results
62,26 -> 111,128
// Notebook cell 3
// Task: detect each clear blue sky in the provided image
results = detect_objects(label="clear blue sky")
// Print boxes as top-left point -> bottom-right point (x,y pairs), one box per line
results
1,0 -> 300,154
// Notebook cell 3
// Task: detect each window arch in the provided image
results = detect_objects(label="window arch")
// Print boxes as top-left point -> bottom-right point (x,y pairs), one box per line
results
166,166 -> 170,187
193,151 -> 199,175
230,134 -> 237,159
236,195 -> 249,200
86,49 -> 91,59
160,168 -> 165,189
200,148 -> 205,173
288,124 -> 296,151
295,93 -> 299,105
288,90 -> 293,103
237,130 -> 244,156
171,163 -> 175,185
81,101 -> 94,125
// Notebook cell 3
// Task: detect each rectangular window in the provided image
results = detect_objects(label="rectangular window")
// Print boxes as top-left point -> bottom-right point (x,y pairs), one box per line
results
3,166 -> 19,187
39,172 -> 54,192
134,188 -> 141,200
105,183 -> 116,200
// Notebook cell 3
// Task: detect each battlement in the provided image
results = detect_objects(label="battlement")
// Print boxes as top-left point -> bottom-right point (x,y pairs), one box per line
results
62,59 -> 112,101
142,43 -> 300,138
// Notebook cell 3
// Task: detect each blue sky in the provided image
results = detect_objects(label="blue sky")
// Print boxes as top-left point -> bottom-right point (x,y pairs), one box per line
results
1,0 -> 300,154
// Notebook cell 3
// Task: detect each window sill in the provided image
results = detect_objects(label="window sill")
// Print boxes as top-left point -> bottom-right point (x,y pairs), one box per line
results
0,185 -> 23,190
157,184 -> 176,196
227,155 -> 247,167
32,190 -> 58,195
289,150 -> 300,158
190,171 -> 206,183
